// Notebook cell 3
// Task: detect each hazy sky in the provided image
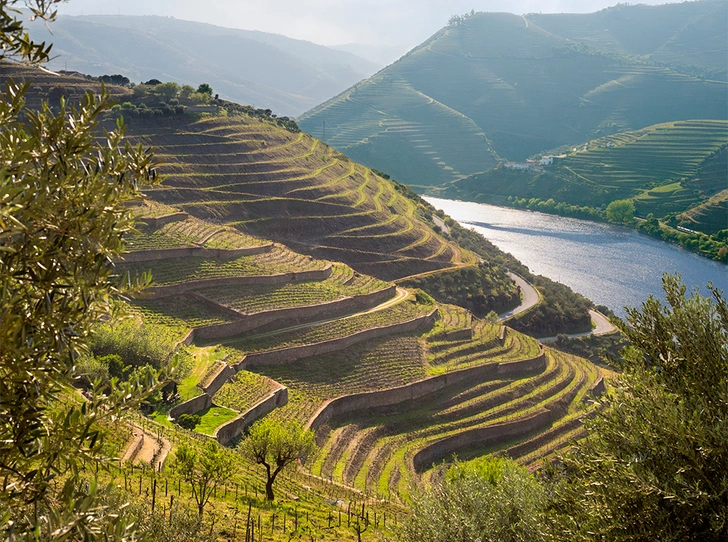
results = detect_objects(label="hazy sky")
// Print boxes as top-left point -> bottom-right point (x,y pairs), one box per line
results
57,1 -> 671,47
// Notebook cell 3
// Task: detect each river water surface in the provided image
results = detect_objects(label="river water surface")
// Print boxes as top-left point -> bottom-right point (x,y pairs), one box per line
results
425,197 -> 727,317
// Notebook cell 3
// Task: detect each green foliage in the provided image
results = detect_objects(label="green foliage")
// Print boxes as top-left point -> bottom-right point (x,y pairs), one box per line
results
605,198 -> 636,224
177,413 -> 201,430
0,4 -> 171,537
196,83 -> 213,96
239,418 -> 317,501
180,84 -> 195,99
395,457 -> 547,542
174,440 -> 234,516
549,275 -> 728,541
0,0 -> 60,63
402,264 -> 519,316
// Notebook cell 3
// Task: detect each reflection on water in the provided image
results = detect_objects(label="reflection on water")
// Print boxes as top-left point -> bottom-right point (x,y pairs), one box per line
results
426,197 -> 727,317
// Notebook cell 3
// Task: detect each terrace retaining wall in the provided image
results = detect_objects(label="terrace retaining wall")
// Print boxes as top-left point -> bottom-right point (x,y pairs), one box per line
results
412,408 -> 553,472
307,347 -> 546,431
138,212 -> 188,229
169,394 -> 212,420
191,285 -> 397,340
119,243 -> 274,264
202,364 -> 237,397
147,264 -> 332,298
443,327 -> 473,341
213,386 -> 289,445
238,308 -> 440,369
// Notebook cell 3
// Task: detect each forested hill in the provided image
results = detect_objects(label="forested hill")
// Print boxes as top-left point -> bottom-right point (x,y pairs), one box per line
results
298,1 -> 728,190
26,14 -> 380,117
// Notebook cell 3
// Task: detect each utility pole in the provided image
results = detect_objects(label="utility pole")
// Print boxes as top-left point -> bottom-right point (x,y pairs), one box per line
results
322,120 -> 326,144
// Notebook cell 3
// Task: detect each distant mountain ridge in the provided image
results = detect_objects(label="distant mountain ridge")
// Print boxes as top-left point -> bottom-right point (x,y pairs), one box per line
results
299,1 -> 727,189
27,14 -> 381,117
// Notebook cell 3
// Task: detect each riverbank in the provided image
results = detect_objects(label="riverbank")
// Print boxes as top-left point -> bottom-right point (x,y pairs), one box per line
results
425,197 -> 728,318
429,190 -> 727,264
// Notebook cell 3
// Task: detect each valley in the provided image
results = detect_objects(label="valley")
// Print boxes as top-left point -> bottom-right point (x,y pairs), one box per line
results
2,1 -> 725,538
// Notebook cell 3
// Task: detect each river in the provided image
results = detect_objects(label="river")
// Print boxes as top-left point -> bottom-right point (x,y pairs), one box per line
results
425,197 -> 727,317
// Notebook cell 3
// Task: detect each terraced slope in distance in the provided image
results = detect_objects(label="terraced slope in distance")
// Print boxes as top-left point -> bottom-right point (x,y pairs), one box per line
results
449,120 -> 728,219
299,6 -> 728,188
528,1 -> 728,80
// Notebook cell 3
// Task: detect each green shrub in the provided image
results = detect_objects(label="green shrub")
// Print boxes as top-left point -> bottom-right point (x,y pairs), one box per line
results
177,414 -> 201,430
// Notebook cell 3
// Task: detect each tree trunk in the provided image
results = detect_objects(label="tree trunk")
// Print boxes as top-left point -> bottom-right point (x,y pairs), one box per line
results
265,477 -> 275,501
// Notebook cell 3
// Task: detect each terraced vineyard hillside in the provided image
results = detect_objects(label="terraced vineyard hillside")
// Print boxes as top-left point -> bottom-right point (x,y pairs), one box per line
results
450,120 -> 728,218
114,112 -> 490,284
299,4 -> 727,189
106,203 -> 604,503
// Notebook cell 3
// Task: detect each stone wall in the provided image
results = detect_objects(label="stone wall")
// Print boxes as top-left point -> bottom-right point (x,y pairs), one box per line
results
119,243 -> 273,264
239,309 -> 439,370
589,375 -> 606,398
201,364 -> 237,396
443,327 -> 473,341
307,348 -> 546,430
191,286 -> 397,341
412,408 -> 553,472
147,264 -> 332,298
138,212 -> 188,229
169,394 -> 212,420
214,387 -> 289,445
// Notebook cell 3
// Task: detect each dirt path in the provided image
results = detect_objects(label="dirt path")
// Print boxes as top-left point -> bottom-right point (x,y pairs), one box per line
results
121,423 -> 171,472
499,272 -> 541,321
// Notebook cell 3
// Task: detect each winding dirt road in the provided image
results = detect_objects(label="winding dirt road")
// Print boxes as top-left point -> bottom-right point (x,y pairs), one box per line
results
499,272 -> 540,320
537,310 -> 617,343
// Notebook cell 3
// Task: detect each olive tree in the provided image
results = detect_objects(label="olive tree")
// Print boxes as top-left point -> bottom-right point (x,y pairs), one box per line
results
174,441 -> 234,517
240,418 -> 316,501
395,457 -> 548,542
549,274 -> 728,541
0,1 -> 165,538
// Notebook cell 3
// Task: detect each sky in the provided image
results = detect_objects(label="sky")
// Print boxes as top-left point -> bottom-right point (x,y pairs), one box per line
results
56,0 -> 671,48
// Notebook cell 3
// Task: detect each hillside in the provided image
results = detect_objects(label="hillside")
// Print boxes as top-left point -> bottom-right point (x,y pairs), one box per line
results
298,2 -> 728,190
26,14 -> 379,117
443,120 -> 728,260
448,120 -> 728,215
99,201 -> 604,512
529,0 -> 728,80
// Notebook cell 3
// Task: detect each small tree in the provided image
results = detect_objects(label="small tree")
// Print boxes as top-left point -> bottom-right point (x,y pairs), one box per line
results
605,198 -> 635,224
155,81 -> 180,100
177,413 -> 201,430
175,441 -> 234,517
197,83 -> 213,96
397,457 -> 548,542
240,419 -> 317,501
180,84 -> 195,99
